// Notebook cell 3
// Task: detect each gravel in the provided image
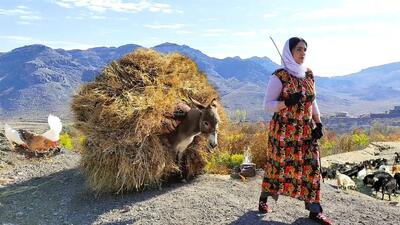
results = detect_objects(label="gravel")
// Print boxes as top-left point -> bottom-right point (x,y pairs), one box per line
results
1,135 -> 400,225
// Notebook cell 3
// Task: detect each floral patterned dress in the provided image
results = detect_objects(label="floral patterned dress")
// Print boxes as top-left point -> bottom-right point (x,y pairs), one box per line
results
262,68 -> 321,203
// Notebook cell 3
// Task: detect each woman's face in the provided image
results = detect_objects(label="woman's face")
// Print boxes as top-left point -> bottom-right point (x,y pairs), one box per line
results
291,41 -> 307,65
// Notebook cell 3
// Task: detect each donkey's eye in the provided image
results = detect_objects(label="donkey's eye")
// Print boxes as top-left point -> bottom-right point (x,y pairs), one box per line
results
203,121 -> 209,127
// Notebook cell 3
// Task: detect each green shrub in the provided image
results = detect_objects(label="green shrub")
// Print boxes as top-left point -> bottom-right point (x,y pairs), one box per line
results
205,152 -> 245,174
230,154 -> 244,167
320,139 -> 334,157
59,133 -> 73,150
219,152 -> 231,166
352,132 -> 369,148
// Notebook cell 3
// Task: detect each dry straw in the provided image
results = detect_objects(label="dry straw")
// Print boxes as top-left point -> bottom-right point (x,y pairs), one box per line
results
71,48 -> 226,193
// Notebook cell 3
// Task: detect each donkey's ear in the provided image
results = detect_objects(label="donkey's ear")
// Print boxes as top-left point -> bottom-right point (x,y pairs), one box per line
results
209,98 -> 217,108
189,96 -> 206,109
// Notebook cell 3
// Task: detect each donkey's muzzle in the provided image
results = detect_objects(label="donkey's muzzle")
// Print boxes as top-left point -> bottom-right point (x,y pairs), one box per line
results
209,142 -> 218,149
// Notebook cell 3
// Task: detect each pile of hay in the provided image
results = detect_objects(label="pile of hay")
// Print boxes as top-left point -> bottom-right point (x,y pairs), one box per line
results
71,49 -> 225,193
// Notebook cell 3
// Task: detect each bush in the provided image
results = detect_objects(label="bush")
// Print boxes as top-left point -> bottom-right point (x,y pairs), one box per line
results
59,133 -> 73,150
319,124 -> 400,157
320,139 -> 334,157
217,121 -> 268,168
230,154 -> 244,167
352,131 -> 369,148
205,152 -> 244,174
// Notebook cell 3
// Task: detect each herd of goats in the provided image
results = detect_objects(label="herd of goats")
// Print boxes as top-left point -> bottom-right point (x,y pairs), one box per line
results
322,152 -> 400,201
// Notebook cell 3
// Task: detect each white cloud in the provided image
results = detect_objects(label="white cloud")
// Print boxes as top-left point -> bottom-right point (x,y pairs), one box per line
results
144,24 -> 184,29
0,6 -> 41,24
149,3 -> 172,13
65,15 -> 85,20
199,18 -> 219,22
0,8 -> 30,16
0,35 -> 96,50
293,22 -> 400,34
259,28 -> 290,36
53,0 -> 175,14
65,12 -> 107,20
19,15 -> 42,21
0,35 -> 34,42
54,1 -> 73,8
233,31 -> 257,37
202,29 -> 227,37
300,34 -> 400,76
263,12 -> 277,18
16,21 -> 32,25
176,30 -> 193,34
16,6 -> 28,10
295,0 -> 400,19
90,15 -> 106,19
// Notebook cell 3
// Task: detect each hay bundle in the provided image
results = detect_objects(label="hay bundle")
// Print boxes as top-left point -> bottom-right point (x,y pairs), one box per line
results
71,48 -> 225,193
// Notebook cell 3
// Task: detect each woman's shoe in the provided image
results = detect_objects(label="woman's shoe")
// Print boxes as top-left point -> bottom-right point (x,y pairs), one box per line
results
258,200 -> 269,214
309,212 -> 332,225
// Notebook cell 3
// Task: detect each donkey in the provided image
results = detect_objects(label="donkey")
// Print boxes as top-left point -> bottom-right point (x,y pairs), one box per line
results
167,97 -> 220,164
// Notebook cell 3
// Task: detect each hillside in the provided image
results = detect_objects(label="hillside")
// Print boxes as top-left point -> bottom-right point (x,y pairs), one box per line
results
1,43 -> 400,121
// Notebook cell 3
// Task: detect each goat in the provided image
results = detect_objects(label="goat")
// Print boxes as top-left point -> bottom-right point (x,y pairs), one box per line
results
381,177 -> 397,201
336,172 -> 356,190
395,152 -> 400,164
392,165 -> 400,174
394,173 -> 400,189
378,164 -> 388,172
372,171 -> 392,180
356,167 -> 367,180
372,176 -> 387,195
363,174 -> 375,186
321,166 -> 337,180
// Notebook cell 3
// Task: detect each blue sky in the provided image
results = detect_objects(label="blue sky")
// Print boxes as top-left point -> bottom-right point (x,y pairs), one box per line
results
0,0 -> 399,76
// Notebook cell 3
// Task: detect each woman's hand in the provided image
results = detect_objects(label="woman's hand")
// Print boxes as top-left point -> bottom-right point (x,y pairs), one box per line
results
284,91 -> 303,107
312,123 -> 323,140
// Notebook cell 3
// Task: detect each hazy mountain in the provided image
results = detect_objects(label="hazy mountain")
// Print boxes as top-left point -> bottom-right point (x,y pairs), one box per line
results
0,43 -> 399,121
0,44 -> 140,119
314,62 -> 400,116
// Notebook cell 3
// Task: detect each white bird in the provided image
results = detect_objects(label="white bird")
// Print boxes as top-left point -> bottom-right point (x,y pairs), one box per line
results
4,123 -> 26,148
41,114 -> 63,142
3,114 -> 63,152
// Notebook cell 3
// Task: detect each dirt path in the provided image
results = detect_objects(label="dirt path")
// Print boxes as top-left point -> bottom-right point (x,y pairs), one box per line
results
1,135 -> 400,225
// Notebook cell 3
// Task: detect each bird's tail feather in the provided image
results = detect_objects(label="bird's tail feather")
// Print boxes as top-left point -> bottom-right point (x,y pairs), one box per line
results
47,114 -> 62,134
4,123 -> 25,145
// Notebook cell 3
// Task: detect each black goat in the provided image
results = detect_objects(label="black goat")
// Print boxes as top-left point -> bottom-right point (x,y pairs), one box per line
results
395,152 -> 400,164
372,171 -> 392,180
381,177 -> 397,201
322,167 -> 337,180
394,173 -> 400,189
363,174 -> 375,186
372,177 -> 387,195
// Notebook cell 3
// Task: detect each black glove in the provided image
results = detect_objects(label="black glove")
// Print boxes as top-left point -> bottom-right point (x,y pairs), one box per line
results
284,91 -> 303,107
312,123 -> 323,140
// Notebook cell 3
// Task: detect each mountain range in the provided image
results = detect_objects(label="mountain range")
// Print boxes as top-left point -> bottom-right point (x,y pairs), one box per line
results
0,42 -> 399,121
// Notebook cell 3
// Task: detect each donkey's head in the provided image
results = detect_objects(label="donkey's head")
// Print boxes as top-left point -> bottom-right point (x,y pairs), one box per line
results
189,97 -> 220,149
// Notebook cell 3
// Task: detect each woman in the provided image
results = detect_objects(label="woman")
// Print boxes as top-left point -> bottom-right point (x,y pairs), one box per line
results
259,37 -> 331,225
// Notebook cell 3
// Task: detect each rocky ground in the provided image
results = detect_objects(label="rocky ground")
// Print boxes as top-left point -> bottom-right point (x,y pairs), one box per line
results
0,127 -> 400,225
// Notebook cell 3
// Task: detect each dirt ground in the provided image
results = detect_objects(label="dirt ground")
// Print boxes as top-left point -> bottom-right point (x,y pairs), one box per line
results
0,123 -> 400,225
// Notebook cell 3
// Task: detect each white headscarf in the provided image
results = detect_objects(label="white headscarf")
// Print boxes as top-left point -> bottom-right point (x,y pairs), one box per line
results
281,38 -> 307,78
